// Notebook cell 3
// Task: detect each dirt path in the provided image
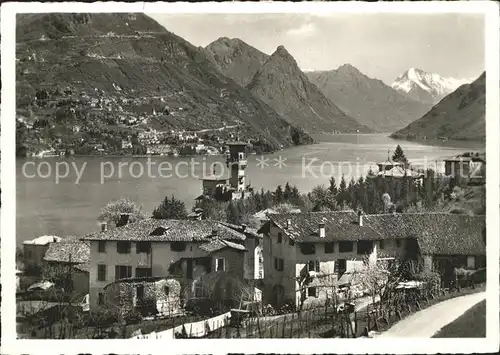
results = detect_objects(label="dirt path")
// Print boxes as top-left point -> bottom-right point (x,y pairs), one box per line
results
376,292 -> 486,338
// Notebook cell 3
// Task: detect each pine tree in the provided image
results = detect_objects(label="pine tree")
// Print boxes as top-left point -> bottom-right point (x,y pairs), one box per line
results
392,145 -> 409,166
284,182 -> 293,202
328,177 -> 338,196
274,185 -> 285,204
152,195 -> 188,219
336,175 -> 348,207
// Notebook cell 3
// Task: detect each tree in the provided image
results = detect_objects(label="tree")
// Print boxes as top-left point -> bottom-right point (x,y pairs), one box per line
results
310,185 -> 338,212
98,198 -> 145,226
357,257 -> 403,314
336,175 -> 350,208
283,182 -> 293,202
274,185 -> 284,205
328,177 -> 338,196
392,145 -> 409,166
152,195 -> 188,219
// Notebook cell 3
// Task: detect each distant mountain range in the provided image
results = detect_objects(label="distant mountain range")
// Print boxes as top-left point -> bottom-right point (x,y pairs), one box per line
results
204,37 -> 268,87
305,65 -> 432,132
391,68 -> 474,105
16,13 -> 484,152
206,40 -> 371,134
16,14 -> 313,153
391,72 -> 485,141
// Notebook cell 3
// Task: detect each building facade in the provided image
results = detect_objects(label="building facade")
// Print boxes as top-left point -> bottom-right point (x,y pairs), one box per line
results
82,218 -> 258,312
259,211 -> 485,308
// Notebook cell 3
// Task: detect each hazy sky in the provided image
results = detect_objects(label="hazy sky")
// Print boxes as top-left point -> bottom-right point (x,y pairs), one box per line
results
149,13 -> 484,84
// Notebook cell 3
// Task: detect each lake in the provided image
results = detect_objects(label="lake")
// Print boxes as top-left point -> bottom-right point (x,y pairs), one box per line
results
16,134 -> 484,244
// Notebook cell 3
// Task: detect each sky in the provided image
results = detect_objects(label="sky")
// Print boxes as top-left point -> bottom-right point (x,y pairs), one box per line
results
148,13 -> 485,84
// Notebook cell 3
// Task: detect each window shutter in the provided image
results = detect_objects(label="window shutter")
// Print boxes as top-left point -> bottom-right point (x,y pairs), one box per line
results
128,266 -> 132,278
115,265 -> 120,279
274,258 -> 278,270
315,260 -> 320,272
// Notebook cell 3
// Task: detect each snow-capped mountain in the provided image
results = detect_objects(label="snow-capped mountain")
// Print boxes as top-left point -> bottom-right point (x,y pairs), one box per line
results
391,68 -> 474,104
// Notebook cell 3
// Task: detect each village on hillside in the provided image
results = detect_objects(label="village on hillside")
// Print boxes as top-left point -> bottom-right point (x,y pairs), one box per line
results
15,142 -> 487,339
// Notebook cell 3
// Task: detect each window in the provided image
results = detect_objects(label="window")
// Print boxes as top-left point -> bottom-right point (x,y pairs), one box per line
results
338,241 -> 353,253
171,242 -> 186,252
216,258 -> 225,272
164,286 -> 170,296
379,240 -> 385,250
274,257 -> 284,271
97,265 -> 107,281
135,267 -> 152,278
324,242 -> 334,254
136,285 -> 144,300
357,240 -> 374,255
98,293 -> 104,305
136,242 -> 151,254
98,241 -> 106,253
299,243 -> 316,255
337,259 -> 347,273
308,260 -> 320,272
277,232 -> 282,244
115,265 -> 132,280
308,287 -> 317,297
396,239 -> 402,247
117,241 -> 131,254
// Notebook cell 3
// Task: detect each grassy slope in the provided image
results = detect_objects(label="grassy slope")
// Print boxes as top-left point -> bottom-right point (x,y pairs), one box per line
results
432,300 -> 486,338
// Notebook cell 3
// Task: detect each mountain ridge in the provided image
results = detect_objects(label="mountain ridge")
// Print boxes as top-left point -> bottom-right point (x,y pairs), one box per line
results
16,13 -> 314,155
391,72 -> 485,141
391,68 -> 474,104
245,45 -> 372,134
306,65 -> 433,132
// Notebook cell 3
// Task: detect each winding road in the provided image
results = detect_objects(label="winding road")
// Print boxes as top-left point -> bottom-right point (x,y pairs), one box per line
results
376,291 -> 486,338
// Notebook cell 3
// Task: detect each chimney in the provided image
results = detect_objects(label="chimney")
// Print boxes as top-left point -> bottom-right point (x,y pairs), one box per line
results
241,224 -> 247,232
318,222 -> 325,238
286,219 -> 291,228
116,213 -> 130,228
100,222 -> 108,232
358,210 -> 364,227
211,228 -> 218,238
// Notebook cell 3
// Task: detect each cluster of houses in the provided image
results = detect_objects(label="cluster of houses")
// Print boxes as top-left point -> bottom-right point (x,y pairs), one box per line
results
21,207 -> 485,316
18,145 -> 486,319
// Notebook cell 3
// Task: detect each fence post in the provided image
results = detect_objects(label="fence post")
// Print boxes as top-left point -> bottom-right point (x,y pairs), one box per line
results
354,311 -> 358,335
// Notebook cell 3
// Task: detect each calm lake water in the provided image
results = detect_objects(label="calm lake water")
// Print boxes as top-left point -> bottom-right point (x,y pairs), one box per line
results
16,134 -> 484,244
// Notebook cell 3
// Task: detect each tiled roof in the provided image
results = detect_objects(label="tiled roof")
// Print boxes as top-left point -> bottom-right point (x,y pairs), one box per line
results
198,238 -> 247,253
266,211 -> 382,242
364,213 -> 485,256
264,211 -> 486,256
219,221 -> 261,238
43,235 -> 90,264
81,219 -> 246,242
